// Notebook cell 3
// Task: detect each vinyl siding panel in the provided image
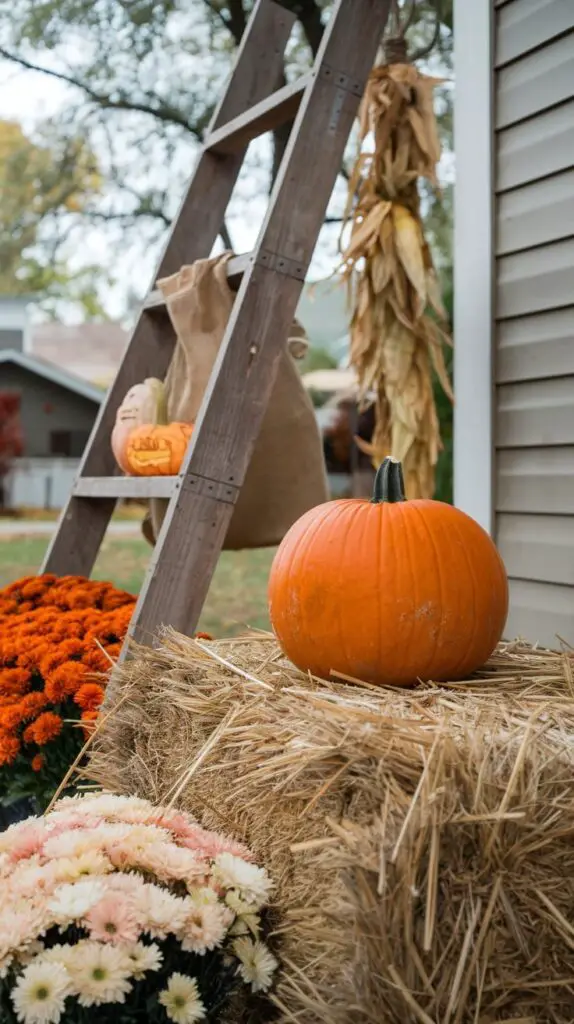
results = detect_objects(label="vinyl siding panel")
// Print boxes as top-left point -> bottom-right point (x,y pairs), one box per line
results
496,0 -> 574,68
505,579 -> 573,646
493,8 -> 574,646
497,239 -> 574,319
496,33 -> 574,128
497,448 -> 574,515
496,100 -> 574,191
497,513 -> 574,585
497,378 -> 574,448
497,309 -> 574,383
496,169 -> 574,254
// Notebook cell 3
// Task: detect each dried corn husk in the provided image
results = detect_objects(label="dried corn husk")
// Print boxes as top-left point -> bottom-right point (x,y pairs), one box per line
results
341,63 -> 453,498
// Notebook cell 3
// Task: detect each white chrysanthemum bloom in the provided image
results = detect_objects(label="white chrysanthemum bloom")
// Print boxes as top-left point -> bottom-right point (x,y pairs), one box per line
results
179,901 -> 230,955
10,862 -> 55,899
51,851 -> 112,883
212,854 -> 272,906
48,879 -> 105,922
58,793 -> 152,822
229,913 -> 260,938
35,946 -> 76,971
67,941 -> 132,1007
42,829 -> 103,861
224,892 -> 260,937
139,842 -> 206,885
0,954 -> 12,979
11,959 -> 70,1024
232,938 -> 278,993
124,941 -> 163,980
158,973 -> 206,1024
0,903 -> 49,954
137,884 -> 189,939
44,824 -> 131,862
187,886 -> 219,906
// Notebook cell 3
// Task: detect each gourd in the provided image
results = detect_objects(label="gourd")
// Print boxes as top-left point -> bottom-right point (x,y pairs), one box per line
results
123,423 -> 193,476
111,378 -> 167,473
268,457 -> 508,687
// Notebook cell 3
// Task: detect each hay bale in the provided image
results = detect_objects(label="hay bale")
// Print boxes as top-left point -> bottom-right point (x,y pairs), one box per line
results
87,631 -> 574,1023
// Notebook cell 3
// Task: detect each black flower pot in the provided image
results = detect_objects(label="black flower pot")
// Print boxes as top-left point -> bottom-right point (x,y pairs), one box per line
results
0,797 -> 36,831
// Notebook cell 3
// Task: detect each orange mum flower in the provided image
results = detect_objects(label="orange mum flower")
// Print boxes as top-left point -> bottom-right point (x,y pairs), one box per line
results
20,580 -> 50,601
0,575 -> 135,777
0,703 -> 24,731
73,683 -> 105,712
39,639 -> 86,677
103,642 -> 121,661
23,711 -> 63,746
195,632 -> 213,641
0,668 -> 30,697
44,662 -> 87,702
0,731 -> 20,766
65,587 -> 98,610
83,648 -> 112,674
18,692 -> 49,720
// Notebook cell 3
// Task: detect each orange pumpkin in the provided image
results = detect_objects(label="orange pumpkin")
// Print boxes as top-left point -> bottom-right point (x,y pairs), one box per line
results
124,423 -> 193,476
268,457 -> 508,687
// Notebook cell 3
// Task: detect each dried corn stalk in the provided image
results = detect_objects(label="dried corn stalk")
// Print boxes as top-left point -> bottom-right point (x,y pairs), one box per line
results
340,63 -> 453,499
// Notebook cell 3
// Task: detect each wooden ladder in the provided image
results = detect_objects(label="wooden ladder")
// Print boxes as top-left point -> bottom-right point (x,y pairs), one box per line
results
42,0 -> 391,654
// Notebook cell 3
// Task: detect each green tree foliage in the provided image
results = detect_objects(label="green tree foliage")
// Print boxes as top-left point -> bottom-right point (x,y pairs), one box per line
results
0,0 -> 453,314
0,119 -> 108,316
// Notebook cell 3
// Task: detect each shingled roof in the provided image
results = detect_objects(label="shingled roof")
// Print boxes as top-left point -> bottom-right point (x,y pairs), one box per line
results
30,322 -> 129,387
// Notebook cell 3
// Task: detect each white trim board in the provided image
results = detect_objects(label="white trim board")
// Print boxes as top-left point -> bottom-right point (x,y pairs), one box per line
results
0,348 -> 105,405
453,0 -> 494,534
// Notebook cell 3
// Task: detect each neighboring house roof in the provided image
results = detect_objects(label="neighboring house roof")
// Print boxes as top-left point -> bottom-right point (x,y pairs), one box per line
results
0,349 -> 105,404
21,281 -> 348,388
30,322 -> 129,387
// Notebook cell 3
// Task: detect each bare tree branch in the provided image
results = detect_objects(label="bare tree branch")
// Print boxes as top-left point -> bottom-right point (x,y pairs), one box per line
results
410,0 -> 442,61
225,0 -> 247,42
0,47 -> 199,135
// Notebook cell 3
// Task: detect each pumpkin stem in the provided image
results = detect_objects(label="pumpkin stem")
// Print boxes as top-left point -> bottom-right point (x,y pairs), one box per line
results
371,457 -> 407,504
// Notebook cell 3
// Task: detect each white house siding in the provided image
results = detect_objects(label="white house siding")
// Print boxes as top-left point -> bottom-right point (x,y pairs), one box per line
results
493,0 -> 574,645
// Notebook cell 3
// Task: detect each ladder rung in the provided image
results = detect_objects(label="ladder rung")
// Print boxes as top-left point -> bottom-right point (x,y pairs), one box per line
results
205,73 -> 311,156
144,251 -> 251,311
74,476 -> 177,499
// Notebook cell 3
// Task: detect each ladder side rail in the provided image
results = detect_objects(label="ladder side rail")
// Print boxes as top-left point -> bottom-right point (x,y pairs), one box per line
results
123,0 -> 393,650
42,0 -> 295,577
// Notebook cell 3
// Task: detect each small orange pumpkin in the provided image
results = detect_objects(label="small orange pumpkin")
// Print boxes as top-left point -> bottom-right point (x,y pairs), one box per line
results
268,457 -> 508,687
124,423 -> 193,476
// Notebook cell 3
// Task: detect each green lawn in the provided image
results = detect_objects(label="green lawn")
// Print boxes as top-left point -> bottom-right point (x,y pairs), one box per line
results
0,536 -> 275,638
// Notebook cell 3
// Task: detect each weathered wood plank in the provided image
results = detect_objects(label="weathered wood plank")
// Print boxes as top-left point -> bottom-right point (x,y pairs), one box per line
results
44,497 -> 118,579
206,75 -> 311,156
42,312 -> 174,575
42,0 -> 293,578
74,477 -> 177,499
124,0 -> 392,650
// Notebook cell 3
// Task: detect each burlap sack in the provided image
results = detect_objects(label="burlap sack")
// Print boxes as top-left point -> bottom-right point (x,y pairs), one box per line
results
144,253 -> 328,550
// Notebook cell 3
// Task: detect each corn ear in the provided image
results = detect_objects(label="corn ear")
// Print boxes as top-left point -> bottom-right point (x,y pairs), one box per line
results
338,62 -> 453,499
